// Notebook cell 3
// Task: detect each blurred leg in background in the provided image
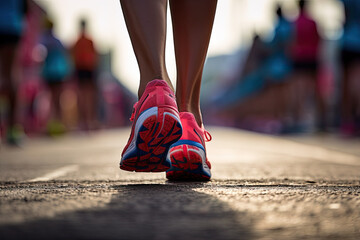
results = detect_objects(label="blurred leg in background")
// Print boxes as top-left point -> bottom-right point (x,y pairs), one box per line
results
0,35 -> 22,145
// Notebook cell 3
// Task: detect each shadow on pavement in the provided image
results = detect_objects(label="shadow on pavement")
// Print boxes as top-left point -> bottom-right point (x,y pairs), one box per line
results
0,183 -> 254,240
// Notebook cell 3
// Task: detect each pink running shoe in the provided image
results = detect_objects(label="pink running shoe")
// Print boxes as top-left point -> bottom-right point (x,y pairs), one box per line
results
120,80 -> 182,172
166,112 -> 212,181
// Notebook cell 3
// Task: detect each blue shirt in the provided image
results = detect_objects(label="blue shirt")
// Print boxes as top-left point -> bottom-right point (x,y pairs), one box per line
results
0,0 -> 25,35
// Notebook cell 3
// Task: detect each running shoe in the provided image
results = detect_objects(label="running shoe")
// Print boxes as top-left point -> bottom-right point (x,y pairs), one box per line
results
166,112 -> 212,181
120,79 -> 182,172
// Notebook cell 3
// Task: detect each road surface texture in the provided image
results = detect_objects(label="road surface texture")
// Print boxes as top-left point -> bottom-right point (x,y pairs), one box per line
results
1,127 -> 359,240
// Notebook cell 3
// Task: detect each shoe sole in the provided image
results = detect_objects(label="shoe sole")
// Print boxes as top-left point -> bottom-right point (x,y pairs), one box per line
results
120,106 -> 182,172
166,143 -> 211,181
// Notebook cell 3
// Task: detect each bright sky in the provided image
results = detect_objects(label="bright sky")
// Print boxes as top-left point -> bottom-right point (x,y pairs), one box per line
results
35,0 -> 343,94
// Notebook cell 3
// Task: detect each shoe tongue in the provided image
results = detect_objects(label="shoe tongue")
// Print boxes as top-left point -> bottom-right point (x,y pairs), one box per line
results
146,79 -> 167,88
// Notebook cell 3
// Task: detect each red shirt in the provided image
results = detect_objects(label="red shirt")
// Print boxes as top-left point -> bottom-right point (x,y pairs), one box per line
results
72,34 -> 97,70
291,12 -> 320,62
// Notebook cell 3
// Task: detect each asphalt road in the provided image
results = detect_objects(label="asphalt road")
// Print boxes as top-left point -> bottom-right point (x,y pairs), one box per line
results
0,127 -> 359,239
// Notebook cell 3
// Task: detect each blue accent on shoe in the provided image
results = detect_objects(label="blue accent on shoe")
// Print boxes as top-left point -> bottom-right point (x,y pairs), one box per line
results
170,140 -> 205,151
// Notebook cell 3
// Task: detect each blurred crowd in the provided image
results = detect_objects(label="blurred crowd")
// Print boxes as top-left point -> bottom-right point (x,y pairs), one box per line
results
205,0 -> 360,137
0,0 -> 135,146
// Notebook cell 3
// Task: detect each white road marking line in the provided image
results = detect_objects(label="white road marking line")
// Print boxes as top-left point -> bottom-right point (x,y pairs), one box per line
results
28,165 -> 79,182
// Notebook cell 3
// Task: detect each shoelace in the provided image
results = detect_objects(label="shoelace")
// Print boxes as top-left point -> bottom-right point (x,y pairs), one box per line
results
129,102 -> 138,122
204,129 -> 212,142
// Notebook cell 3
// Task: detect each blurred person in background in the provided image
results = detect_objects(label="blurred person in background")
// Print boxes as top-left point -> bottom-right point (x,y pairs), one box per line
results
215,5 -> 294,134
119,0 -> 217,181
40,17 -> 71,136
288,0 -> 320,132
263,5 -> 293,130
266,5 -> 293,84
0,0 -> 27,145
72,19 -> 99,131
339,0 -> 360,137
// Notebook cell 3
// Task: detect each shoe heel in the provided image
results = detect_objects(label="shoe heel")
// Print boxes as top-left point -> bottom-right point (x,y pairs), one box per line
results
121,106 -> 182,172
167,144 -> 211,181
